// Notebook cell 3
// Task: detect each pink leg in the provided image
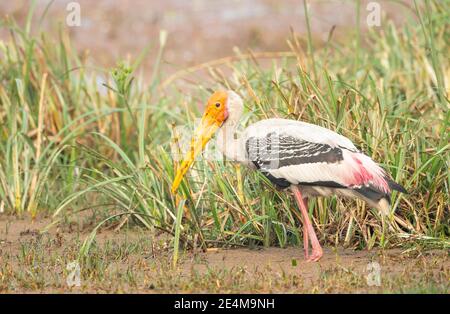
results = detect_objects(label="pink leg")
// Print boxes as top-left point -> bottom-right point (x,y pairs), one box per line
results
303,224 -> 309,259
291,186 -> 323,262
302,197 -> 309,259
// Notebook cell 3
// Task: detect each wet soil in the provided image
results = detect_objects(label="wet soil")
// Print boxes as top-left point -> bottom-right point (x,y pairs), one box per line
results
0,214 -> 448,293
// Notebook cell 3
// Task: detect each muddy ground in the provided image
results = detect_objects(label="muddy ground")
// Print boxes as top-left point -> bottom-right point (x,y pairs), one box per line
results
0,214 -> 448,293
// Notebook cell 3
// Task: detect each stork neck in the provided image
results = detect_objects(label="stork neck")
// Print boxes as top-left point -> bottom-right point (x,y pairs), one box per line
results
216,117 -> 245,163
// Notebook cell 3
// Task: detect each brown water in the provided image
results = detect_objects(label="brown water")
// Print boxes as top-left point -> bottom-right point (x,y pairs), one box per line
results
1,0 -> 413,71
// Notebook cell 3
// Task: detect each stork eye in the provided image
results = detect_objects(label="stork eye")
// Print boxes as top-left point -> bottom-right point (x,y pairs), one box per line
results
215,102 -> 221,108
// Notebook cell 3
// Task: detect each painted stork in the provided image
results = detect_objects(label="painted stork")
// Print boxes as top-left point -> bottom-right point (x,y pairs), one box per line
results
171,90 -> 406,261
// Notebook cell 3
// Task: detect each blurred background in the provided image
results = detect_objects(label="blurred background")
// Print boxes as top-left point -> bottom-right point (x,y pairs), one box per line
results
0,0 -> 413,73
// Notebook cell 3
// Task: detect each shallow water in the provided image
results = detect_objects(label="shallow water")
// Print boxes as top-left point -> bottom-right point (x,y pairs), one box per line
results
1,0 -> 413,69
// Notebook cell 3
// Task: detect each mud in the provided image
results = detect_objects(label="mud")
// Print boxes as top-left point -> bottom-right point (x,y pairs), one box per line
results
0,214 -> 448,293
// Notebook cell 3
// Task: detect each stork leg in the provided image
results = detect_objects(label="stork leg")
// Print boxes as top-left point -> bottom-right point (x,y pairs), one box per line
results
303,222 -> 309,259
291,185 -> 323,262
301,197 -> 309,259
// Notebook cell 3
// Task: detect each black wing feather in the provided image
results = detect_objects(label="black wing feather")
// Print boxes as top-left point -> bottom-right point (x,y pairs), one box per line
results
246,132 -> 344,170
245,132 -> 345,189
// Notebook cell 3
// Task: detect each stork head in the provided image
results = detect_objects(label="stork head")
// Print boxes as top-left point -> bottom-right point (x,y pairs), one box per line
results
171,90 -> 242,193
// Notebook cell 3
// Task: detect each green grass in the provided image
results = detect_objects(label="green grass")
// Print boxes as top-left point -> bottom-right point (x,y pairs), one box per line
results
0,0 -> 448,260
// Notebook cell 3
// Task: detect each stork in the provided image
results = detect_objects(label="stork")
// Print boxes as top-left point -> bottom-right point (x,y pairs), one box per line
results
171,90 -> 406,261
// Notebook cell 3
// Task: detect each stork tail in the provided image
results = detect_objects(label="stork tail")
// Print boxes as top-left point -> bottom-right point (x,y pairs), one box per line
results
353,177 -> 406,215
386,177 -> 408,194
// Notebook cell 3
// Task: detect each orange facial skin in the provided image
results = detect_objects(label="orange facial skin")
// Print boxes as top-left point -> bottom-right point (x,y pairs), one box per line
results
201,90 -> 229,127
171,91 -> 229,193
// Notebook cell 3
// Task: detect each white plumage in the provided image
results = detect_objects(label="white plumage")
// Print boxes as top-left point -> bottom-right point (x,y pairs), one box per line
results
244,118 -> 357,151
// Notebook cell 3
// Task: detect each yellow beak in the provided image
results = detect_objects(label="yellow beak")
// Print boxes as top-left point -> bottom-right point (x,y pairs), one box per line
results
171,115 -> 220,194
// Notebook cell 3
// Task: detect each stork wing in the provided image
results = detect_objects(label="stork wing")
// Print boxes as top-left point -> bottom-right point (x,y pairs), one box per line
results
246,132 -> 345,170
243,119 -> 390,194
243,118 -> 358,152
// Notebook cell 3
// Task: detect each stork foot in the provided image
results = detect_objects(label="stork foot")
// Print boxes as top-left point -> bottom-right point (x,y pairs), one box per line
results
306,246 -> 323,262
291,185 -> 323,263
